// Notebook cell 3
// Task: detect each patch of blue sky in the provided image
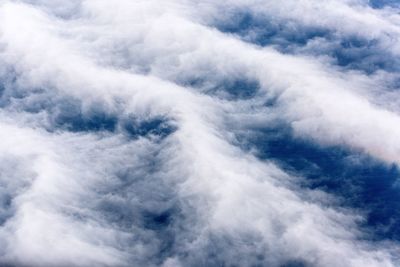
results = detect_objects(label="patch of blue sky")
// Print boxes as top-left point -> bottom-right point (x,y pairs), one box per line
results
53,102 -> 177,140
369,0 -> 400,9
177,72 -> 261,101
235,124 -> 400,242
214,11 -> 400,74
121,116 -> 177,140
51,98 -> 118,133
215,11 -> 329,48
0,79 -> 176,140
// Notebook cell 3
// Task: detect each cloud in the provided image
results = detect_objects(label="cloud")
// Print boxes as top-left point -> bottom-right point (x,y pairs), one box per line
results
0,0 -> 399,266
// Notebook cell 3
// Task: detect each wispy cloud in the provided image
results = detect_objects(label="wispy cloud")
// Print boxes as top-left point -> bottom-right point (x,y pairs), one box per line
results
0,0 -> 399,266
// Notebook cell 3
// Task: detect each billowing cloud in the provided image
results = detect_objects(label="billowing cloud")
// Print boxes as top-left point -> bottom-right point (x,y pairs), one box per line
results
0,0 -> 399,266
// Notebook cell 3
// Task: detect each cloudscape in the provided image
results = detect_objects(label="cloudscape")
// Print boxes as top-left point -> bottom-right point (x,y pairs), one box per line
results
0,0 -> 400,266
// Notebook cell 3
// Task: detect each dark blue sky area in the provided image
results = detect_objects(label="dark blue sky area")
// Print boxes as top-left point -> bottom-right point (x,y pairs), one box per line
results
238,125 -> 400,242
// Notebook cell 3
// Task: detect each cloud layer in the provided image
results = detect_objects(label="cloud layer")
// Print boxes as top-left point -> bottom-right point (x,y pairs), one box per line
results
0,0 -> 399,266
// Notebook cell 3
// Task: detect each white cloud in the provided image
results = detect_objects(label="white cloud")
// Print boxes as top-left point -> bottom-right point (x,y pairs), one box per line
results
0,0 -> 398,266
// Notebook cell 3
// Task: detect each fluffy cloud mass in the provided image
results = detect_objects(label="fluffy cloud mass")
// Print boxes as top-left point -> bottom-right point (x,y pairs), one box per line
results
0,0 -> 400,266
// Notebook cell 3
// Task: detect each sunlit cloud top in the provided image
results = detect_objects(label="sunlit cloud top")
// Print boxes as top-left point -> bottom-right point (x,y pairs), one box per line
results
0,1 -> 399,266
